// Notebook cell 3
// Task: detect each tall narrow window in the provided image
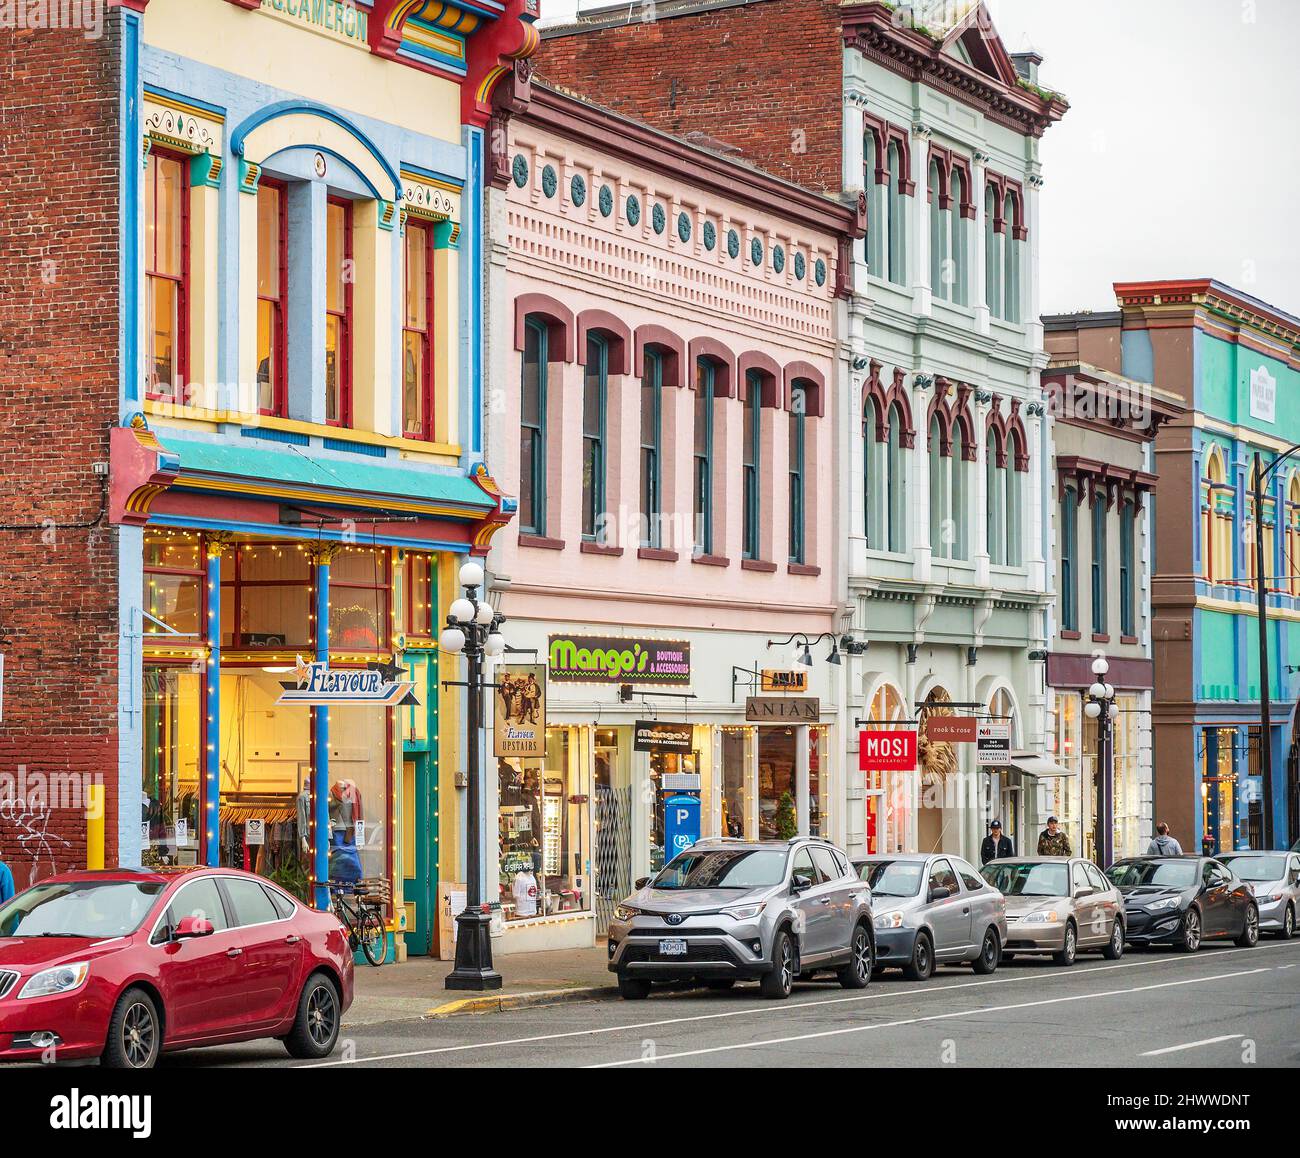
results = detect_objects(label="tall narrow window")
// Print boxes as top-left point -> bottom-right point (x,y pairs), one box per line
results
256,180 -> 287,416
864,400 -> 883,549
743,371 -> 761,560
951,427 -> 969,560
402,220 -> 434,440
145,150 -> 188,403
1061,483 -> 1079,632
1006,431 -> 1024,566
949,170 -> 967,306
1003,192 -> 1020,323
640,350 -> 663,548
1120,498 -> 1136,637
929,416 -> 948,558
519,318 -> 547,535
887,402 -> 906,553
325,197 -> 353,427
887,142 -> 906,285
582,334 -> 607,541
864,132 -> 881,272
1288,475 -> 1300,597
1091,494 -> 1108,635
1201,447 -> 1228,582
984,185 -> 1001,320
693,358 -> 715,556
789,385 -> 807,564
986,430 -> 1005,565
929,160 -> 947,301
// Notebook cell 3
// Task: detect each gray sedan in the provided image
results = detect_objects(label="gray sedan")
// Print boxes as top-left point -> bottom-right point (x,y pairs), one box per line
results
853,854 -> 1006,980
1217,851 -> 1300,938
981,857 -> 1125,965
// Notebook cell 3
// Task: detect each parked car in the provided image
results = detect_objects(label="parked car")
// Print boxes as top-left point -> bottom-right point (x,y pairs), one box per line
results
980,857 -> 1125,965
852,854 -> 1005,980
1105,856 -> 1259,952
607,838 -> 874,1001
1216,851 -> 1299,939
0,867 -> 354,1069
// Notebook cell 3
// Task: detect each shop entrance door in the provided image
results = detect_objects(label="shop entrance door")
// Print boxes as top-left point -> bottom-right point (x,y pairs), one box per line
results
402,755 -> 436,956
593,734 -> 630,932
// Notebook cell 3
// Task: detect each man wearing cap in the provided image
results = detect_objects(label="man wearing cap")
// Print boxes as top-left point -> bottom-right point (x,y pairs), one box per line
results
980,820 -> 1013,865
1037,815 -> 1072,857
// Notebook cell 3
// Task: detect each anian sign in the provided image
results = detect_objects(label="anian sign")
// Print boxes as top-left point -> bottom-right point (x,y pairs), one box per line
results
858,730 -> 917,771
745,696 -> 819,722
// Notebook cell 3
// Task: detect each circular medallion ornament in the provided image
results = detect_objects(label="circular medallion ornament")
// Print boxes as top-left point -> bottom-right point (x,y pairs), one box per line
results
773,244 -> 786,273
626,194 -> 641,225
726,229 -> 740,259
541,165 -> 558,198
511,154 -> 528,189
750,237 -> 764,266
652,203 -> 667,234
794,251 -> 807,280
814,258 -> 827,286
599,185 -> 614,217
703,221 -> 717,251
677,212 -> 692,243
313,152 -> 328,178
570,173 -> 586,207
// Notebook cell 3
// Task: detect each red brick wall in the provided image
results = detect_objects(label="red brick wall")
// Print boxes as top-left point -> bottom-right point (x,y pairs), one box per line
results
0,21 -> 123,885
537,0 -> 846,194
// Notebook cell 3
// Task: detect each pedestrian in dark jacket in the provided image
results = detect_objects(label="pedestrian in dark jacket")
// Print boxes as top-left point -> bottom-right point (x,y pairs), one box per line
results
980,820 -> 1014,865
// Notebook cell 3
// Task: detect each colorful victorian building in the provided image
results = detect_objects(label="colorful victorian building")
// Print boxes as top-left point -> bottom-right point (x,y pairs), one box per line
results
1113,280 -> 1300,853
0,0 -> 538,959
481,76 -> 863,948
535,0 -> 1067,862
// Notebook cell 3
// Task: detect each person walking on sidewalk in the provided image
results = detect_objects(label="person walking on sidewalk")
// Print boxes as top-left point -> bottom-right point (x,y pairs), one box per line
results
980,820 -> 1014,865
1146,822 -> 1183,856
1037,816 -> 1072,857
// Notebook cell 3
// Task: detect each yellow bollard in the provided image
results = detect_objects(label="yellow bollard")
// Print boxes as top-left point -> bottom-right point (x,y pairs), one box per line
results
86,783 -> 104,870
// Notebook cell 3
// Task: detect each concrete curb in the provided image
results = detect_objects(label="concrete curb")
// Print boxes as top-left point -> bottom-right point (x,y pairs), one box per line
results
424,984 -> 615,1018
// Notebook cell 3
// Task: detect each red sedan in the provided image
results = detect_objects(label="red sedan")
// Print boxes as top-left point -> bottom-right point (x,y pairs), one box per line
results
0,867 -> 354,1068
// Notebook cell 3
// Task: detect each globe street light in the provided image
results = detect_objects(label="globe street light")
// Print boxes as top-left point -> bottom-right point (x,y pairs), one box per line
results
442,562 -> 506,991
1086,656 -> 1118,867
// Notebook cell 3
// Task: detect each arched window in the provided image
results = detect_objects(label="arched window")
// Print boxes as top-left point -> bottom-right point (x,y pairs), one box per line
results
256,179 -> 287,416
1288,474 -> 1300,597
1002,192 -> 1020,323
949,169 -> 967,306
519,317 -> 547,535
146,148 -> 190,406
887,401 -> 907,553
864,130 -> 882,273
1006,429 -> 1024,566
582,333 -> 608,542
984,184 -> 1001,321
887,141 -> 906,285
929,415 -> 947,556
693,357 -> 717,556
640,348 -> 663,548
929,159 -> 947,301
951,423 -> 969,560
986,428 -> 1005,564
1201,446 -> 1229,582
403,219 -> 435,440
789,384 -> 807,563
742,369 -> 762,560
863,397 -> 881,548
1060,482 -> 1078,631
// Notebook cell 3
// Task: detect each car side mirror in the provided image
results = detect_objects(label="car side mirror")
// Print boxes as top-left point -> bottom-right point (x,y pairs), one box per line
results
1075,886 -> 1095,898
791,874 -> 814,894
928,884 -> 952,903
634,877 -> 650,891
172,916 -> 214,941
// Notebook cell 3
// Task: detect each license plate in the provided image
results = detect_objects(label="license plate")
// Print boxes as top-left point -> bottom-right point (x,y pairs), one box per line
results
658,938 -> 688,956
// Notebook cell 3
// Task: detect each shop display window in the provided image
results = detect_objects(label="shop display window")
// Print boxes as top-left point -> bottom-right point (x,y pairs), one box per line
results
721,728 -> 752,838
141,667 -> 201,867
649,747 -> 699,872
407,552 -> 436,639
328,703 -> 392,885
220,543 -> 312,650
144,530 -> 203,637
328,546 -> 390,651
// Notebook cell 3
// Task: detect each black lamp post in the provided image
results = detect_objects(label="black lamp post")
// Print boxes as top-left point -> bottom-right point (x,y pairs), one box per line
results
1085,655 -> 1118,867
1251,443 -> 1300,852
441,559 -> 505,991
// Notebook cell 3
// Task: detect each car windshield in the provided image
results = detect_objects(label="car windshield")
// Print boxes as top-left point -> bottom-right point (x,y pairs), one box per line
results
859,860 -> 924,898
0,880 -> 167,939
1218,855 -> 1287,883
1106,860 -> 1198,889
651,849 -> 787,890
980,862 -> 1068,898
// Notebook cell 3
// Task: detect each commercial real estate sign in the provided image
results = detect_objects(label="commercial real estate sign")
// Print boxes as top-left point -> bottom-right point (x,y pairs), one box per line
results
547,635 -> 691,685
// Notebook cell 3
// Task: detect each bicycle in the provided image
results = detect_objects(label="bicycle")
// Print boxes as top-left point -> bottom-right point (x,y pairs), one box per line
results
328,880 -> 389,967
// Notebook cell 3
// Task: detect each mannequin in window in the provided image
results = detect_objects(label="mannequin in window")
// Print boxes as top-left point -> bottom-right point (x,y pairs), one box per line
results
328,778 -> 363,883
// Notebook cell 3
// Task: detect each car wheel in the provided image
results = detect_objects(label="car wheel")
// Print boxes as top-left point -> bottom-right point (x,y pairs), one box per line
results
760,929 -> 795,999
902,931 -> 934,982
972,927 -> 1000,975
838,923 -> 873,989
283,973 -> 342,1060
617,976 -> 651,1000
1102,918 -> 1125,960
1052,920 -> 1078,966
102,987 -> 161,1070
1235,904 -> 1259,948
1181,907 -> 1202,953
1280,904 -> 1295,941
704,978 -> 735,991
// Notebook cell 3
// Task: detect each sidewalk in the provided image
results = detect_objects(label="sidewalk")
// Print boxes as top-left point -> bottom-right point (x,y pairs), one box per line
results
345,946 -> 619,1026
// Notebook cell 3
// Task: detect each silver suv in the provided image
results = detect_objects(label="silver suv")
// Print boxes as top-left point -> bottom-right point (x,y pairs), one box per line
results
607,837 -> 875,1000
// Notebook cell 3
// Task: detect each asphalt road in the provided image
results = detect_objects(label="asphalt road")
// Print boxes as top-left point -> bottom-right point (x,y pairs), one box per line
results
157,936 -> 1300,1069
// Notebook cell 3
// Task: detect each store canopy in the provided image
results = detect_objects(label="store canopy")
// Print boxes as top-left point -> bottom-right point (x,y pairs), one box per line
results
1007,750 -> 1074,779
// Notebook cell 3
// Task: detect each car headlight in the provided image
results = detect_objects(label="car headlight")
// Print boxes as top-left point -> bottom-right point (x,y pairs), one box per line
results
721,902 -> 766,922
1145,897 -> 1181,912
612,905 -> 640,922
18,962 -> 90,1000
874,910 -> 904,930
1022,910 -> 1059,924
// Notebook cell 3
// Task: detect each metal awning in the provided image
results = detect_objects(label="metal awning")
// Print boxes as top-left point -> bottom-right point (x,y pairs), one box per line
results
1007,750 -> 1074,778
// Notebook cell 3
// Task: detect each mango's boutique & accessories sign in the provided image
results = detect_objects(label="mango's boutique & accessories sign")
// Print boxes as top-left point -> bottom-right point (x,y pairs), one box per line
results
548,635 -> 691,685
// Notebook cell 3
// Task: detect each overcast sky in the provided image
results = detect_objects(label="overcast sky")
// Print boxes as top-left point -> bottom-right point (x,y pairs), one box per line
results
538,0 -> 1300,316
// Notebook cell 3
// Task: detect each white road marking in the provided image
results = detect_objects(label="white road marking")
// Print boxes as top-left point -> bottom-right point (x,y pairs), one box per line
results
1139,1033 -> 1244,1057
591,966 -> 1275,1067
306,939 -> 1300,1068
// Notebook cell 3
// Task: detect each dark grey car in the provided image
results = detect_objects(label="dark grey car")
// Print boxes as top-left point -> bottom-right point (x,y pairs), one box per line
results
1216,851 -> 1299,938
607,838 -> 874,1000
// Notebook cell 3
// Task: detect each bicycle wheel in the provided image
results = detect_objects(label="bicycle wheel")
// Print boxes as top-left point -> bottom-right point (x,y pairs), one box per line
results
359,906 -> 388,966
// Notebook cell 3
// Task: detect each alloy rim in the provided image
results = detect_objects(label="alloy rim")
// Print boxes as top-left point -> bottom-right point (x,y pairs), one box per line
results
307,984 -> 338,1047
853,930 -> 871,981
1065,926 -> 1076,960
779,940 -> 793,993
1246,908 -> 1258,944
1112,923 -> 1123,953
1186,911 -> 1201,950
1287,908 -> 1295,937
123,1002 -> 155,1068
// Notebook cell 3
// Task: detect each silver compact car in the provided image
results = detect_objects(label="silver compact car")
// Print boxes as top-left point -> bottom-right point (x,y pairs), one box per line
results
1217,850 -> 1300,939
607,838 -> 874,1001
853,854 -> 1006,980
981,857 -> 1125,965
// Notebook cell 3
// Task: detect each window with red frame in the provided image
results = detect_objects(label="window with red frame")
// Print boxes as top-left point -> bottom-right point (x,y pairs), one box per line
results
403,220 -> 435,440
256,180 -> 288,416
407,553 -> 435,638
328,547 -> 390,651
145,150 -> 189,403
325,197 -> 353,427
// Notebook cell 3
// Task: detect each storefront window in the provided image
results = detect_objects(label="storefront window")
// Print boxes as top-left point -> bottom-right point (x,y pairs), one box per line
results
721,728 -> 752,838
329,546 -> 390,651
141,667 -> 201,866
220,542 -> 312,649
1048,694 -> 1085,859
758,728 -> 797,839
407,553 -> 435,639
144,530 -> 203,637
863,682 -> 909,853
499,728 -> 590,921
1200,726 -> 1237,854
1112,695 -> 1142,858
593,727 -> 630,929
649,746 -> 700,872
329,703 -> 391,883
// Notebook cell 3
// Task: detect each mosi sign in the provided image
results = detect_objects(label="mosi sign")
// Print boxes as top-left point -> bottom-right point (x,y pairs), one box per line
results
858,730 -> 918,771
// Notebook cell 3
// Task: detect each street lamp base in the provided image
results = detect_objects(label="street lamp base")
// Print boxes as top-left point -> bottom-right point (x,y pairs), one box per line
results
445,909 -> 503,991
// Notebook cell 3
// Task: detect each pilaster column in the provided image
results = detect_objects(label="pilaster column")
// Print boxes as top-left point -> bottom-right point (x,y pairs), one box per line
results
910,123 -> 933,316
844,94 -> 869,285
203,532 -> 233,867
912,375 -> 933,582
972,150 -> 991,336
1025,171 -> 1045,352
309,541 -> 342,909
795,725 -> 810,837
